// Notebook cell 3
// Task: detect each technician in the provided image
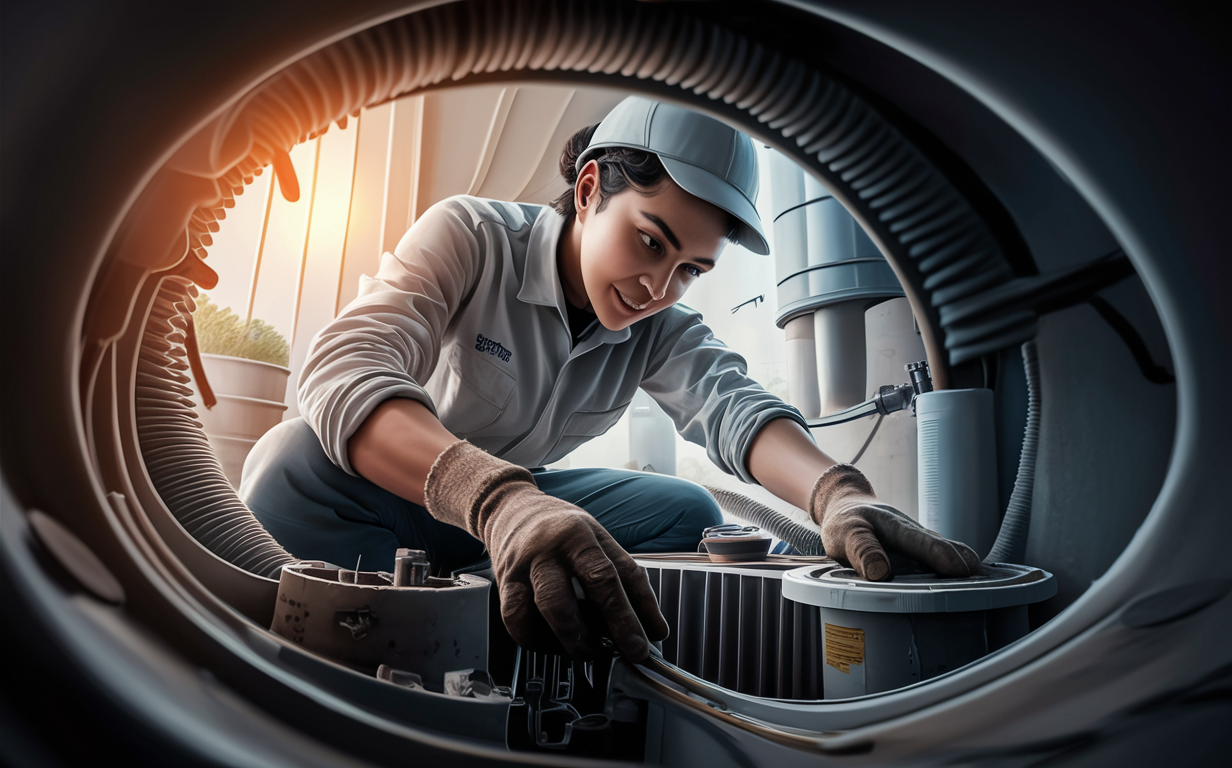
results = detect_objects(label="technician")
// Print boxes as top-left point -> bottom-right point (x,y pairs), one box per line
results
240,97 -> 979,662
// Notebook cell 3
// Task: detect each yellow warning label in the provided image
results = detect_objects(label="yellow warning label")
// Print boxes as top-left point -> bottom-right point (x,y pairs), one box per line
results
824,623 -> 865,674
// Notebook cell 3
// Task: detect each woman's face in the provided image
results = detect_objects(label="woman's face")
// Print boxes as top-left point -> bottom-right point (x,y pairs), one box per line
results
569,161 -> 729,332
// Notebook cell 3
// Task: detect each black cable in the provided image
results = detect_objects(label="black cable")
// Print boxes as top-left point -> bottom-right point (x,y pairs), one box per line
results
806,398 -> 879,428
849,414 -> 884,466
1088,296 -> 1175,384
1030,250 -> 1136,316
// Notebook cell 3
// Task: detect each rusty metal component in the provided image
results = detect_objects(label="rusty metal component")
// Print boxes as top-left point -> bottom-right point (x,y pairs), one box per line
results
270,148 -> 299,202
336,607 -> 376,640
271,561 -> 490,693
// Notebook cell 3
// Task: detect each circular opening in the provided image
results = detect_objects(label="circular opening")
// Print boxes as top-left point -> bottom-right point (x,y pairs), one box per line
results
111,0 -> 1174,719
8,1 -> 1207,765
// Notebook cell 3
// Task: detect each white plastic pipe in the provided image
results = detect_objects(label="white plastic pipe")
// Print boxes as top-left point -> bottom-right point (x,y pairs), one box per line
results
814,302 -> 868,416
784,315 -> 820,419
916,388 -> 1000,557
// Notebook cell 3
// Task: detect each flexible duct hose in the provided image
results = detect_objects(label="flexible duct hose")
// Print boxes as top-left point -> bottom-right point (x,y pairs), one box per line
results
135,277 -> 296,578
984,341 -> 1041,565
706,486 -> 823,556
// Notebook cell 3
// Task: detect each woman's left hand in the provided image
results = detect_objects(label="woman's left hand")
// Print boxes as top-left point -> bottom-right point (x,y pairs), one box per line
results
809,464 -> 981,581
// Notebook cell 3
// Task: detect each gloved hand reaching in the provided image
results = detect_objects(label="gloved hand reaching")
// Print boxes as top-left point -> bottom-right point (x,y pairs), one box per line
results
809,463 -> 981,581
425,440 -> 669,661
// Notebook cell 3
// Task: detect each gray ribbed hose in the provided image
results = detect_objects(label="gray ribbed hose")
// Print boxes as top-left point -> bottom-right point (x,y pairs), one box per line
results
135,277 -> 296,578
984,341 -> 1041,565
705,486 -> 823,556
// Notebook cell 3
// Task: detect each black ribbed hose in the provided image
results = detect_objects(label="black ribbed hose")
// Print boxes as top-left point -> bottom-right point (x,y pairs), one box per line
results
159,0 -> 1027,376
984,341 -> 1041,565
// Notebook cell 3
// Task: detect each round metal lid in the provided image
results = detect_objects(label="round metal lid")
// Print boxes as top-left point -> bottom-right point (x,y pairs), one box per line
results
781,563 -> 1056,613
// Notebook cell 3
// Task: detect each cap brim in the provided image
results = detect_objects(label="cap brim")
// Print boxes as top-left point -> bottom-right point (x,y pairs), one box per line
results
660,157 -> 769,255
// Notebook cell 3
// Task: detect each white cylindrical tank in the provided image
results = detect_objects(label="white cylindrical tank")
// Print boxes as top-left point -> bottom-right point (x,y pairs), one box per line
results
806,298 -> 924,520
916,389 -> 1000,557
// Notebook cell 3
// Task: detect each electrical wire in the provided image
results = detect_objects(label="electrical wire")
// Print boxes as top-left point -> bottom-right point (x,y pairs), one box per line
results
849,414 -> 884,466
1088,296 -> 1175,384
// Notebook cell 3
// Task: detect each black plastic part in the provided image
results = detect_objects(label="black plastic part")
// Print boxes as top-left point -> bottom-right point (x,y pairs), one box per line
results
701,535 -> 774,563
874,384 -> 915,416
908,360 -> 934,396
505,649 -> 646,761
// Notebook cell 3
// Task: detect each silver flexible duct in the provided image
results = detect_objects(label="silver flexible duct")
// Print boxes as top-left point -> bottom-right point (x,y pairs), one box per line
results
135,277 -> 296,578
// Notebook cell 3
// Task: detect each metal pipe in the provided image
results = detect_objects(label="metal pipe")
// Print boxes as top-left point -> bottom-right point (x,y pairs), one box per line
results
629,655 -> 848,752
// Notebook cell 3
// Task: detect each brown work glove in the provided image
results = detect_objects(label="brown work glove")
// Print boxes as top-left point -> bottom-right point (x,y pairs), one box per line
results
425,441 -> 669,661
809,464 -> 981,581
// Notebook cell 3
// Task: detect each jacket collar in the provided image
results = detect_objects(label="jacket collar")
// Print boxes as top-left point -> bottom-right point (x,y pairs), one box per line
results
517,206 -> 631,346
517,205 -> 568,310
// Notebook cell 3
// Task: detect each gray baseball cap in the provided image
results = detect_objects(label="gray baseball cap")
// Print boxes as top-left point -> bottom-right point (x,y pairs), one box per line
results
577,96 -> 768,255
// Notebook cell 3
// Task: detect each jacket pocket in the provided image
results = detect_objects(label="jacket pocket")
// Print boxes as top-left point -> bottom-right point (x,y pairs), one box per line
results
560,404 -> 630,438
541,403 -> 631,465
431,345 -> 517,435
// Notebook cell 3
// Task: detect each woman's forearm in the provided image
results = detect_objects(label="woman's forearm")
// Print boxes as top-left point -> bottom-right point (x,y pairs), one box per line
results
745,417 -> 838,509
348,398 -> 460,506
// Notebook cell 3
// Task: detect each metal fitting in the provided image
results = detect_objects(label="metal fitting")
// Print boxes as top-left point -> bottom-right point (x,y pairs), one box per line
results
394,548 -> 430,586
906,360 -> 933,396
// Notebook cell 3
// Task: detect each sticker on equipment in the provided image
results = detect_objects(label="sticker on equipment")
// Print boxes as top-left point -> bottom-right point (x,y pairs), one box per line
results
824,623 -> 865,673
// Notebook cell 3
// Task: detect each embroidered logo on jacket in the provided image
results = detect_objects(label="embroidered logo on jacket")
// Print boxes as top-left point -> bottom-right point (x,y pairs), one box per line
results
475,333 -> 512,363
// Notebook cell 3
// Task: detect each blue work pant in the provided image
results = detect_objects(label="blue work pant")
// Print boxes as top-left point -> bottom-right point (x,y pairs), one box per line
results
239,418 -> 722,574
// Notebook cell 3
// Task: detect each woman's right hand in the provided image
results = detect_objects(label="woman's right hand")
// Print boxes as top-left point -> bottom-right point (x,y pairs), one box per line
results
424,440 -> 668,661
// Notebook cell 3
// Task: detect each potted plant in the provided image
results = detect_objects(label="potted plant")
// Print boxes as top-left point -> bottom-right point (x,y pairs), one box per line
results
189,294 -> 292,488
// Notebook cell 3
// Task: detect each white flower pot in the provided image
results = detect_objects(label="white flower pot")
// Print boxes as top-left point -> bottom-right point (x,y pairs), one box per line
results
199,354 -> 292,402
195,393 -> 287,439
190,354 -> 291,488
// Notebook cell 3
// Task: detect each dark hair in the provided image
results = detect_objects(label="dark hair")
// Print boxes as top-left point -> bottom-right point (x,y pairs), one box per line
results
550,124 -> 740,244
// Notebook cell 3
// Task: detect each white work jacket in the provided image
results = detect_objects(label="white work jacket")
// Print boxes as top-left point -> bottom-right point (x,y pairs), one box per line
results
299,195 -> 806,483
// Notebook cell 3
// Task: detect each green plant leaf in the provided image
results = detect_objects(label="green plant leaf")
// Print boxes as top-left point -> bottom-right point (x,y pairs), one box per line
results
193,294 -> 290,367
